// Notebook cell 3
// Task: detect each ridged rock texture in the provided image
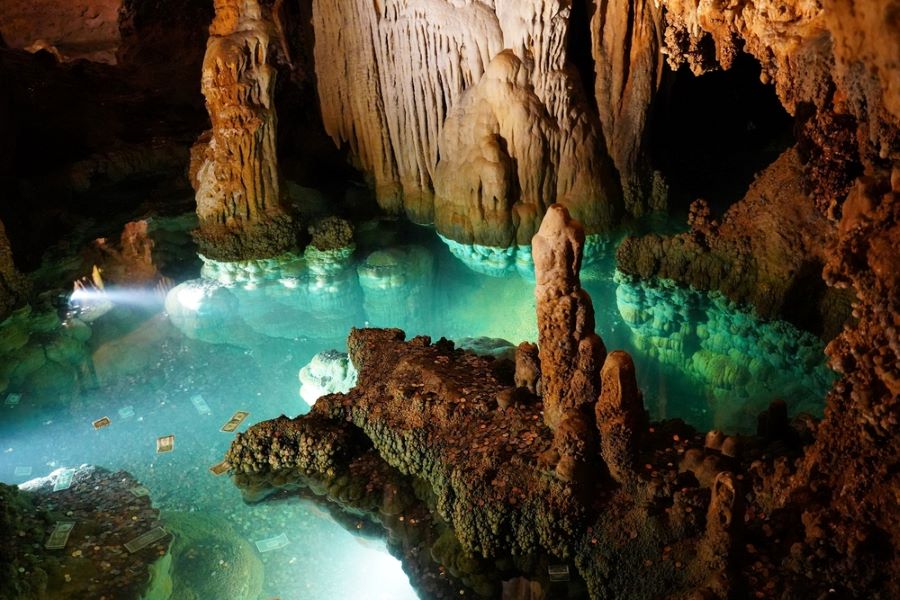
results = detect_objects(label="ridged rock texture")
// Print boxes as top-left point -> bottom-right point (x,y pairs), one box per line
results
592,0 -> 667,215
192,0 -> 296,261
311,0 -> 625,247
533,204 -> 606,431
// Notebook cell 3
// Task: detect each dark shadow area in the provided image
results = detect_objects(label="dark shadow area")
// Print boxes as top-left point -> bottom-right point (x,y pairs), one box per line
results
652,52 -> 794,213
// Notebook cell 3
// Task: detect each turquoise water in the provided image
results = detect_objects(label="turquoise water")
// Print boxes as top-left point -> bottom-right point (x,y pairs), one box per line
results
0,217 -> 833,598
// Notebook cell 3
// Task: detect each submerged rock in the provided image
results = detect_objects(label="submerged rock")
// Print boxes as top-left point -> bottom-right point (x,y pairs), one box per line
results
298,350 -> 358,406
357,245 -> 434,330
161,512 -> 263,600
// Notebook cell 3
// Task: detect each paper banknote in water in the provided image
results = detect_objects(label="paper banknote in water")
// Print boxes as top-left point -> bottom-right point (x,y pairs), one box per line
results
191,395 -> 211,415
45,521 -> 75,550
254,533 -> 289,553
221,411 -> 249,433
53,468 -> 76,492
129,485 -> 151,497
209,459 -> 231,476
156,434 -> 175,453
118,405 -> 135,419
93,416 -> 111,430
14,466 -> 31,476
5,393 -> 21,406
124,526 -> 168,553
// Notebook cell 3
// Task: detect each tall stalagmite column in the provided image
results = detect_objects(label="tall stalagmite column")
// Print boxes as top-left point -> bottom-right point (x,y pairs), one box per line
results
533,204 -> 607,428
192,0 -> 295,261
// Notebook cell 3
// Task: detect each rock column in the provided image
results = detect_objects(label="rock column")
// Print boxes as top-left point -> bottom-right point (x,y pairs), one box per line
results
192,0 -> 295,261
533,204 -> 606,429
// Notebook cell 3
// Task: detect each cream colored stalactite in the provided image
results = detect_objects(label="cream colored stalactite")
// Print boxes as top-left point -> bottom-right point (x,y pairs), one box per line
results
312,0 -> 400,210
312,0 -> 504,221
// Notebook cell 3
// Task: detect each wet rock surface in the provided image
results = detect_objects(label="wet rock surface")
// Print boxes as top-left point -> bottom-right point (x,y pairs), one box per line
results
2,465 -> 170,600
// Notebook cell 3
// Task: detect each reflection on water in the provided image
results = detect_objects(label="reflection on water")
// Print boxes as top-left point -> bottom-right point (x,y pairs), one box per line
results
0,219 -> 833,598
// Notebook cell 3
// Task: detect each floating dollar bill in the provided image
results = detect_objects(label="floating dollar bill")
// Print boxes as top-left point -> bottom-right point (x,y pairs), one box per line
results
14,466 -> 32,477
5,393 -> 21,406
548,564 -> 570,582
209,459 -> 230,476
93,416 -> 111,430
53,468 -> 76,492
156,434 -> 175,453
191,395 -> 211,415
45,521 -> 75,550
118,405 -> 135,419
129,485 -> 151,497
124,526 -> 168,553
254,533 -> 289,553
220,411 -> 249,433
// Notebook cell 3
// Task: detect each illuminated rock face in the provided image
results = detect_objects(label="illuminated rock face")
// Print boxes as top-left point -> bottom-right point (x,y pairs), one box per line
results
311,0 -> 622,248
192,0 -> 295,261
533,205 -> 606,430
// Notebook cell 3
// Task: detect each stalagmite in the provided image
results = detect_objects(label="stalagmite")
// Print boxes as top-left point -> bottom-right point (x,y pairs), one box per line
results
192,0 -> 295,261
596,351 -> 645,483
533,204 -> 606,430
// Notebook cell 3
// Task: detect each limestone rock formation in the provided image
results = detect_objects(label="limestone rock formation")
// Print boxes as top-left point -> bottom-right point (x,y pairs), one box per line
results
592,0 -> 667,215
514,341 -> 541,395
533,204 -> 606,430
596,351 -> 645,484
192,0 -> 296,261
618,148 -> 853,336
790,168 -> 900,594
312,0 -> 622,248
0,0 -> 122,63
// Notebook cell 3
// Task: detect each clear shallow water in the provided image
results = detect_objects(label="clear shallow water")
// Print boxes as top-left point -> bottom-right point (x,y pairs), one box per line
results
0,219 -> 833,598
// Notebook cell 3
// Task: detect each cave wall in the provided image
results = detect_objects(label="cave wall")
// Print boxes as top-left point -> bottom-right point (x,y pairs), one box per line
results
310,0 -> 626,246
0,0 -> 123,63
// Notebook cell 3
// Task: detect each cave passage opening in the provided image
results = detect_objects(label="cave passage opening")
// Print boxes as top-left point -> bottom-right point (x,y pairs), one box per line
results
652,52 -> 794,215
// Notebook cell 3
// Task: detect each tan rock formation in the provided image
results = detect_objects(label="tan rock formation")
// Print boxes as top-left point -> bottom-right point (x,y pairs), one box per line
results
660,0 -> 899,169
533,204 -> 606,429
596,350 -> 645,484
0,0 -> 122,63
592,0 -> 667,215
618,147 -> 852,337
192,0 -> 296,261
311,0 -> 622,245
514,341 -> 541,395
